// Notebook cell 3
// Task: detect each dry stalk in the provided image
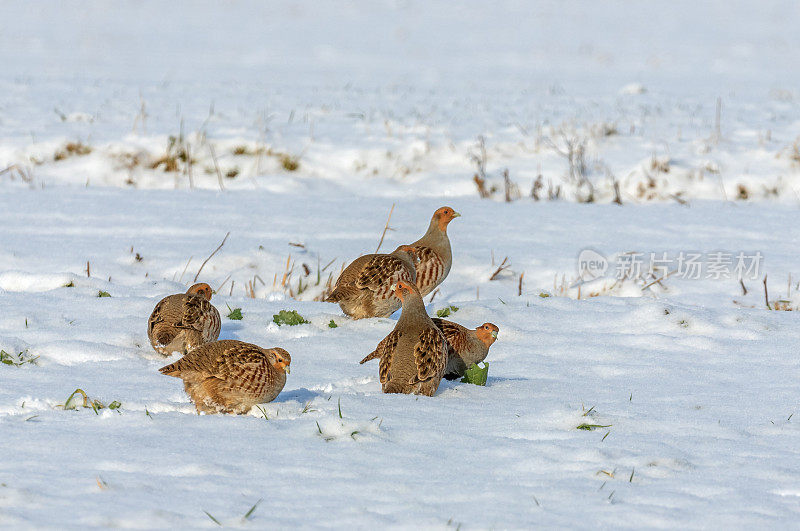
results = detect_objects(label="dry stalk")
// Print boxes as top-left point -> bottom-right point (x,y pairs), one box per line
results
375,203 -> 396,253
193,232 -> 230,282
489,257 -> 510,281
428,288 -> 440,303
177,256 -> 193,282
208,144 -> 225,192
216,274 -> 232,293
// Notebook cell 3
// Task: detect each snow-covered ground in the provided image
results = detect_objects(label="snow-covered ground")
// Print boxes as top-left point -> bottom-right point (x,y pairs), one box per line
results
2,1 -> 800,528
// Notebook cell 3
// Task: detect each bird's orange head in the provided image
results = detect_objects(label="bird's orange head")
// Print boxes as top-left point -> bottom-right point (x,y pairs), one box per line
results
432,206 -> 461,232
476,323 -> 499,347
392,280 -> 417,301
186,283 -> 213,300
271,348 -> 291,374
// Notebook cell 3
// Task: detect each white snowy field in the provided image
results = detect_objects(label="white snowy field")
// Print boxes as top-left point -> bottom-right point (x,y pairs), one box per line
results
2,193 -> 800,528
2,1 -> 800,529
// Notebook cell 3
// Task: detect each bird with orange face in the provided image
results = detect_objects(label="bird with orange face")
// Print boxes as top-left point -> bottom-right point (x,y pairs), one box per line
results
147,283 -> 221,356
159,340 -> 291,414
430,319 -> 499,380
360,281 -> 447,396
405,206 -> 460,297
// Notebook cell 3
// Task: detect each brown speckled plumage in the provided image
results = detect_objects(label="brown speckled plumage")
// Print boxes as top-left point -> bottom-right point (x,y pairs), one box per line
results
147,283 -> 221,356
326,245 -> 417,319
431,319 -> 499,380
407,207 -> 460,296
159,340 -> 291,414
360,281 -> 447,396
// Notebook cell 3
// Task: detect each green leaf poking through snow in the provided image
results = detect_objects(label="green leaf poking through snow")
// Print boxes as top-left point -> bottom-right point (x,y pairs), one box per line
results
273,310 -> 309,326
461,362 -> 489,386
576,423 -> 612,431
97,290 -> 111,297
328,319 -> 338,328
226,304 -> 243,320
435,305 -> 460,318
0,350 -> 39,367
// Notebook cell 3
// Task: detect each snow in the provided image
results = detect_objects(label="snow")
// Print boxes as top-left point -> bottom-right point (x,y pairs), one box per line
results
2,1 -> 800,528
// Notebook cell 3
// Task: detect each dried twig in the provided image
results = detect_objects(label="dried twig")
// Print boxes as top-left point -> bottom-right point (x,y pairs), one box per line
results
474,174 -> 491,198
216,274 -> 232,293
193,232 -> 230,282
176,256 -> 193,283
641,270 -> 677,291
740,279 -> 748,296
208,144 -> 225,192
489,257 -> 510,281
185,143 -> 194,189
428,288 -> 440,303
518,272 -> 524,296
375,204 -> 396,253
763,274 -> 770,310
321,258 -> 336,272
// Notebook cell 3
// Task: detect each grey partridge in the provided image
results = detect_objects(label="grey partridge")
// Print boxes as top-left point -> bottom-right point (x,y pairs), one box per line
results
147,283 -> 221,356
359,281 -> 447,396
159,339 -> 291,414
326,245 -> 418,319
406,206 -> 460,297
431,319 -> 499,380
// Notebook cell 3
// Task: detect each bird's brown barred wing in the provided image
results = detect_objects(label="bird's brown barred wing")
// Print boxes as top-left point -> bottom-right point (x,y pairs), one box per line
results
359,330 -> 401,385
430,318 -> 469,355
411,246 -> 444,294
412,327 -> 446,383
356,255 -> 414,299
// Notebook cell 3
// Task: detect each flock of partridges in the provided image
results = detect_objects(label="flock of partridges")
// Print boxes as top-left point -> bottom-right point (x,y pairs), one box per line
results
149,207 -> 499,414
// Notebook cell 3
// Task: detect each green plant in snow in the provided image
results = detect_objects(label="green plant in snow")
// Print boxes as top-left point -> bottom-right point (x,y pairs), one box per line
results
461,362 -> 489,386
273,310 -> 309,326
226,304 -> 243,320
576,423 -> 612,431
0,350 -> 38,367
60,388 -> 122,414
435,305 -> 459,318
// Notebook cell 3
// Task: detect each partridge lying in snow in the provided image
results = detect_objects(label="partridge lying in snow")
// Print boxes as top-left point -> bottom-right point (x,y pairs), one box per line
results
407,206 -> 460,297
326,245 -> 418,319
431,319 -> 499,380
159,340 -> 291,414
359,281 -> 447,396
147,283 -> 221,356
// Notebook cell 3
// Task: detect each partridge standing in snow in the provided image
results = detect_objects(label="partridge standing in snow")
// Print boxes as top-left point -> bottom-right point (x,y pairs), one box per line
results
431,319 -> 499,380
159,340 -> 291,414
407,206 -> 460,297
147,283 -> 221,356
359,281 -> 447,396
326,245 -> 418,319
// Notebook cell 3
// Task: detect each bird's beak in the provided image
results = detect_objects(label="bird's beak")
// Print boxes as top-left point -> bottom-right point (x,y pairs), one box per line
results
491,330 -> 498,339
283,365 -> 291,374
452,211 -> 461,218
